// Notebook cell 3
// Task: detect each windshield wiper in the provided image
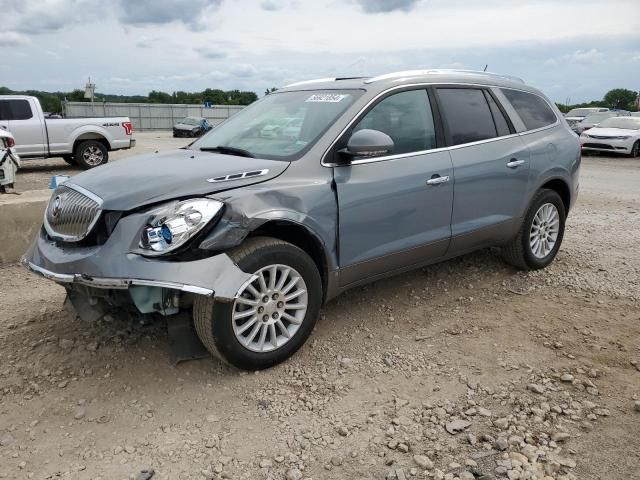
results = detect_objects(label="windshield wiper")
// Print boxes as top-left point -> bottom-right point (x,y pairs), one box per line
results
200,146 -> 255,158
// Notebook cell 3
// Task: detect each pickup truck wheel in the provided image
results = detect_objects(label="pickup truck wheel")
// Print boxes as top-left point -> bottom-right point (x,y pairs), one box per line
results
74,140 -> 108,169
502,189 -> 566,270
61,155 -> 76,166
193,237 -> 322,370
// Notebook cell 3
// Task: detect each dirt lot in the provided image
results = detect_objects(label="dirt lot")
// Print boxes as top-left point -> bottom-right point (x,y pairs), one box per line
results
1,140 -> 639,480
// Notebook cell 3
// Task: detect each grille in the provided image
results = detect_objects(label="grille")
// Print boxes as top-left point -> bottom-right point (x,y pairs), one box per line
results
583,143 -> 613,149
44,185 -> 102,242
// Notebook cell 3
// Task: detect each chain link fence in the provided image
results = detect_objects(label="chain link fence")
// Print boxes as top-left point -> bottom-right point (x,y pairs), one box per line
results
63,102 -> 245,130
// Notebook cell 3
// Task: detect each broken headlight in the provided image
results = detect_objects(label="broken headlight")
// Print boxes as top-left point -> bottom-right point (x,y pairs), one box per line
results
139,199 -> 223,256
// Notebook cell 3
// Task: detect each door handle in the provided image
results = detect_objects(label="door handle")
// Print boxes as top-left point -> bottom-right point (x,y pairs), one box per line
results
426,175 -> 450,186
506,159 -> 525,168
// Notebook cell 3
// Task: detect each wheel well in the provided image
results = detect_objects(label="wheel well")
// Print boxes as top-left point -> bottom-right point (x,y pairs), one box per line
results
541,179 -> 571,216
73,134 -> 110,154
249,221 -> 328,301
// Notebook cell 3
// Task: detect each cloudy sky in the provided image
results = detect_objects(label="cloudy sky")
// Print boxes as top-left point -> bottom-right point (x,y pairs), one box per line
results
1,0 -> 639,102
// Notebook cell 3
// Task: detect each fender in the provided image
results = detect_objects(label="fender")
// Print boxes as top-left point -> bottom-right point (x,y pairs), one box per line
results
69,124 -> 114,150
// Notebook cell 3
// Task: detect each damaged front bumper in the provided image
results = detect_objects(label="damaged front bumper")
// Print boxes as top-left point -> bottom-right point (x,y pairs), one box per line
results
22,209 -> 255,308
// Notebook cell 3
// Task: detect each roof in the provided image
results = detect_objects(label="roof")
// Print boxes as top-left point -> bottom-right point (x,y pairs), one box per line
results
280,69 -> 536,95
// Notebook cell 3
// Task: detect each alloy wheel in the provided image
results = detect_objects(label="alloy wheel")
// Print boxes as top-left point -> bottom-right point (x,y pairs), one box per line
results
529,202 -> 560,259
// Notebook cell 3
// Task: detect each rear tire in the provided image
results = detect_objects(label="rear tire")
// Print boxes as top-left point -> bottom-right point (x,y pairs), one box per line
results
502,189 -> 566,270
193,237 -> 322,370
74,140 -> 108,169
631,141 -> 640,158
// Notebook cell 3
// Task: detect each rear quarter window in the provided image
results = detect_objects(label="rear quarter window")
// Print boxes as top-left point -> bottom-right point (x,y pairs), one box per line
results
501,89 -> 556,131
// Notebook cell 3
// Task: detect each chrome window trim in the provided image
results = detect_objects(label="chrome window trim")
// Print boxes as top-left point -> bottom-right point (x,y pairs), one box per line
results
43,182 -> 104,242
321,82 -> 559,167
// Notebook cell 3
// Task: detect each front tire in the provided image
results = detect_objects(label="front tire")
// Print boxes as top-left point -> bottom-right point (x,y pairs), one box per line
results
193,237 -> 322,370
631,141 -> 640,158
74,140 -> 108,169
502,189 -> 566,270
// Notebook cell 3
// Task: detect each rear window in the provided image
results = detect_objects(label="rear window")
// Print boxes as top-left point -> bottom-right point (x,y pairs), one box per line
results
501,89 -> 556,130
437,88 -> 498,146
0,99 -> 33,121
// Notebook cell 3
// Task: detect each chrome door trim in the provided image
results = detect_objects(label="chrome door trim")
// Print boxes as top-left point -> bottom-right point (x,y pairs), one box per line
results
506,159 -> 525,168
321,82 -> 559,167
426,175 -> 450,185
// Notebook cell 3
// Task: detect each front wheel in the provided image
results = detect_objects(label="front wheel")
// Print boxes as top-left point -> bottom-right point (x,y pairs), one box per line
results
502,189 -> 566,270
631,141 -> 640,158
193,237 -> 322,370
74,140 -> 108,169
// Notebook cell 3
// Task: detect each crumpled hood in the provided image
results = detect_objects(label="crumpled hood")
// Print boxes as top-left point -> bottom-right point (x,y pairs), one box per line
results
584,127 -> 638,137
68,149 -> 290,211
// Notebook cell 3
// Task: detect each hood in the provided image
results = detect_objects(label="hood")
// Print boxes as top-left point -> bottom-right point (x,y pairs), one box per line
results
68,149 -> 290,210
584,127 -> 639,137
174,123 -> 199,130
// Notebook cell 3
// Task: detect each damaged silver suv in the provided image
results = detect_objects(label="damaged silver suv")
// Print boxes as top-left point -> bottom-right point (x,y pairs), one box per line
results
24,70 -> 580,370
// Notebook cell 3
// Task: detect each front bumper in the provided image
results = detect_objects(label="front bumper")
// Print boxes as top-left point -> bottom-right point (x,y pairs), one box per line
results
580,137 -> 633,154
22,210 -> 255,301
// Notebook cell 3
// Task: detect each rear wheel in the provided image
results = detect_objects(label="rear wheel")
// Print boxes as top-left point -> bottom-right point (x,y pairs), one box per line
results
502,189 -> 566,270
193,237 -> 322,370
631,141 -> 640,158
74,140 -> 108,169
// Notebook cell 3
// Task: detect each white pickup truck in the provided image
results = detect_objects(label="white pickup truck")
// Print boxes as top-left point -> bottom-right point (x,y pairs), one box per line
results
0,95 -> 135,169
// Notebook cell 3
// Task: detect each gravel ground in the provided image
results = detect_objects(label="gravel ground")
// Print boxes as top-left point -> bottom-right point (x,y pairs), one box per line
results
1,143 -> 639,480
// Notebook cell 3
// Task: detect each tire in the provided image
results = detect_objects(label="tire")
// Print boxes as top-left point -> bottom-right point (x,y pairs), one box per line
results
631,141 -> 640,158
193,237 -> 322,370
502,189 -> 566,270
61,154 -> 76,166
74,140 -> 108,169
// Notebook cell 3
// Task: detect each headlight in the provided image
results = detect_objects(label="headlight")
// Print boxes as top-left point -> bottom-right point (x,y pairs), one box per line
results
139,199 -> 223,256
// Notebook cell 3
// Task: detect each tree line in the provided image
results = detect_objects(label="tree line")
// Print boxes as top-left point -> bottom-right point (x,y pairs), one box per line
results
0,86 -> 259,114
555,88 -> 639,113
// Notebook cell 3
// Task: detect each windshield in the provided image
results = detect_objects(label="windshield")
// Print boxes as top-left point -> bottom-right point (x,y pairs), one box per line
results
597,117 -> 640,130
566,108 -> 600,117
178,117 -> 201,126
191,90 -> 362,160
582,113 -> 613,123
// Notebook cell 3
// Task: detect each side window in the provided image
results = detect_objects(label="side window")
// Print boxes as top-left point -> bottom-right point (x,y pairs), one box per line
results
484,91 -> 511,137
353,89 -> 436,155
500,89 -> 556,130
0,100 -> 33,121
437,88 -> 497,146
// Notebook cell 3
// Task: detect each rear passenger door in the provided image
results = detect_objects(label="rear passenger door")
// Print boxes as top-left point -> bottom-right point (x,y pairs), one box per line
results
434,87 -> 531,252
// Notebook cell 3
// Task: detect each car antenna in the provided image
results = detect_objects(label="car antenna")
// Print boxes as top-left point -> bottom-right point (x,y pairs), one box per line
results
483,64 -> 488,72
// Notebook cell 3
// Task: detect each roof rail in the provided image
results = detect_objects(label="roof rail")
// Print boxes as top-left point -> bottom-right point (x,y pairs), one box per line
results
364,69 -> 525,84
284,77 -> 336,88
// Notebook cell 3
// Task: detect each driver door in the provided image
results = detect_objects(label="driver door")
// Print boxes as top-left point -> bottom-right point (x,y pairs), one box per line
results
333,88 -> 454,286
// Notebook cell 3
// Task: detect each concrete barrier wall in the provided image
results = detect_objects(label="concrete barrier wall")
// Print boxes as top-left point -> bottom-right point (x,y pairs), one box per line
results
0,190 -> 50,263
63,102 -> 245,131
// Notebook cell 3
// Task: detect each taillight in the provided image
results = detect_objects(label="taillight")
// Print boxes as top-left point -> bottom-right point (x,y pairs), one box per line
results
122,121 -> 133,136
6,136 -> 15,148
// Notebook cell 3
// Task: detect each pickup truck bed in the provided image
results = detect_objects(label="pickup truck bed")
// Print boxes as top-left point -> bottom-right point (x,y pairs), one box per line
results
0,95 -> 135,169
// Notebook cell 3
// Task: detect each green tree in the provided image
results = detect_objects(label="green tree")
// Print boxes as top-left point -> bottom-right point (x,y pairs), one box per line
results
603,88 -> 637,111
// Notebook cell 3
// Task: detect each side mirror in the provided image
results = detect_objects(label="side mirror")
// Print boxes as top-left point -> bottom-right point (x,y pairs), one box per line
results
340,129 -> 394,159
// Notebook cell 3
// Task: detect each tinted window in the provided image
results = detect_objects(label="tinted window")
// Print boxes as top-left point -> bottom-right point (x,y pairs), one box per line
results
353,89 -> 436,155
501,89 -> 556,130
484,91 -> 511,136
0,100 -> 33,121
437,88 -> 497,145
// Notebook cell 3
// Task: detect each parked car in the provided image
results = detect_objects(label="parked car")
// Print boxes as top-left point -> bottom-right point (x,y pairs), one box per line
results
564,107 -> 609,129
23,70 -> 580,370
0,96 -> 135,169
173,117 -> 212,137
580,116 -> 640,156
573,111 -> 624,135
0,128 -> 20,193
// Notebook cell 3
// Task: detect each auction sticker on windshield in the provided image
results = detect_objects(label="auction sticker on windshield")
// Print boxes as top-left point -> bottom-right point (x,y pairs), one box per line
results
306,94 -> 347,103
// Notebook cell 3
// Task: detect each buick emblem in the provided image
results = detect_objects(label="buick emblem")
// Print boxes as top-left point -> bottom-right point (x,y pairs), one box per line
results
52,196 -> 62,217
